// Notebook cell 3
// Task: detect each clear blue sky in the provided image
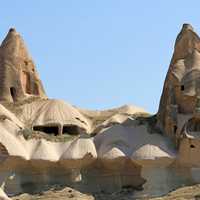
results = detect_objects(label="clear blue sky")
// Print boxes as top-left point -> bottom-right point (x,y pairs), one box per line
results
0,1 -> 200,113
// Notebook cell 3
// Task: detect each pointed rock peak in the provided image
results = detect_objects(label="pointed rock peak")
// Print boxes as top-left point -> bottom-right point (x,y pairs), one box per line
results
6,28 -> 20,38
0,28 -> 46,102
171,24 -> 200,64
175,23 -> 199,43
181,23 -> 194,32
0,27 -> 30,59
9,27 -> 17,33
157,24 -> 200,140
4,27 -> 19,41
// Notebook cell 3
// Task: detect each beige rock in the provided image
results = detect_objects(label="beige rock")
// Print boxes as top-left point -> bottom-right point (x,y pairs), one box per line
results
157,24 -> 200,163
0,28 -> 46,102
0,25 -> 200,199
18,99 -> 90,135
0,188 -> 11,200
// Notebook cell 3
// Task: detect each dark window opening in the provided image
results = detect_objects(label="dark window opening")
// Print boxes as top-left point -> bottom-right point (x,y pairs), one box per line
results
63,125 -> 80,135
10,87 -> 17,102
174,125 -> 177,134
33,126 -> 59,136
24,60 -> 28,66
190,144 -> 195,148
181,85 -> 185,91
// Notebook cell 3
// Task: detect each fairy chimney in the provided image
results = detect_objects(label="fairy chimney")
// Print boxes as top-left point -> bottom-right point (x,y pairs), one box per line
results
0,28 -> 46,102
157,24 -> 200,143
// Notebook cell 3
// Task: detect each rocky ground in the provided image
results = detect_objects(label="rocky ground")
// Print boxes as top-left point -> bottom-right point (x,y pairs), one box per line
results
12,186 -> 94,200
11,184 -> 200,200
150,184 -> 200,200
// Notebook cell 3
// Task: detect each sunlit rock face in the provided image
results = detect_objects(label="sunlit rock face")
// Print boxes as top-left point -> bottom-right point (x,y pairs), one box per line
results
0,28 -> 46,102
157,24 -> 200,147
2,24 -> 200,199
0,158 -> 145,195
156,24 -> 200,168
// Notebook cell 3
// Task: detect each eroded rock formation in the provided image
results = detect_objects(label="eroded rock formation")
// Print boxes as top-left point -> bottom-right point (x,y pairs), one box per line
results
157,23 -> 200,166
0,28 -> 46,102
0,25 -> 200,199
157,25 -> 199,136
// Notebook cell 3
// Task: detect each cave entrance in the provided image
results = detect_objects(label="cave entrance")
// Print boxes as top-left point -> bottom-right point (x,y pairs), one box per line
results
33,126 -> 59,136
181,85 -> 185,91
173,125 -> 177,134
62,125 -> 81,135
10,87 -> 17,102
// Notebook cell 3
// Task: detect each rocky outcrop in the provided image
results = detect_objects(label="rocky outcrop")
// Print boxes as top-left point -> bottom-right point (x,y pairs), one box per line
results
0,104 -> 176,197
18,99 -> 91,135
0,28 -> 46,102
157,24 -> 200,142
1,25 -> 200,199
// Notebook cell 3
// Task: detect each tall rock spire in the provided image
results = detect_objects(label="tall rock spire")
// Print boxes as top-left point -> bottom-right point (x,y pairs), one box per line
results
171,23 -> 200,65
0,28 -> 46,102
157,24 -> 200,141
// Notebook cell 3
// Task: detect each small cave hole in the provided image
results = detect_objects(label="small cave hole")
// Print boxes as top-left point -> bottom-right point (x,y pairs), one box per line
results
24,60 -> 28,66
62,125 -> 81,135
33,126 -> 59,136
190,144 -> 195,148
181,85 -> 185,91
10,87 -> 17,102
173,125 -> 177,134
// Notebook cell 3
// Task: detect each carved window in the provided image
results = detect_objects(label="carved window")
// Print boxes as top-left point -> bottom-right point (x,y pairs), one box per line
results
173,125 -> 177,134
33,126 -> 59,136
10,87 -> 17,102
62,125 -> 80,135
24,60 -> 28,66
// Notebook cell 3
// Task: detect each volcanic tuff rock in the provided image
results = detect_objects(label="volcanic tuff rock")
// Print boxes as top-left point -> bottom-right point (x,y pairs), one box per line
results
156,23 -> 200,168
0,28 -> 46,102
1,24 -> 200,199
157,24 -> 200,142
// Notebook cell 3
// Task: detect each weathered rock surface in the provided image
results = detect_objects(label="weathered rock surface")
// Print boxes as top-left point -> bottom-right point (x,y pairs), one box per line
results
12,186 -> 94,200
0,28 -> 46,102
157,24 -> 200,139
12,184 -> 200,200
0,24 -> 200,199
156,24 -> 200,168
0,188 -> 11,200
